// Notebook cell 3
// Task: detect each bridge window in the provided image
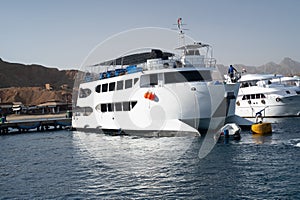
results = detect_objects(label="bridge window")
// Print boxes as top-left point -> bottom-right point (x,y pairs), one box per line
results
140,74 -> 159,87
164,71 -> 208,84
149,74 -> 158,86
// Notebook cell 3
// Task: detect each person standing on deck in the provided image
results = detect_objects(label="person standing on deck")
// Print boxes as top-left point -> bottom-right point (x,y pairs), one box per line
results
228,64 -> 238,82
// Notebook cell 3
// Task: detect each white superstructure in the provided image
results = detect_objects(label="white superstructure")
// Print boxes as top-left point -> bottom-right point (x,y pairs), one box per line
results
271,76 -> 300,94
72,29 -> 240,136
229,73 -> 300,118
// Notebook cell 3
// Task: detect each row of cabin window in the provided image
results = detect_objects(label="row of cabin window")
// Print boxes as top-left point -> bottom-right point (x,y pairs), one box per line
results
97,101 -> 137,113
74,106 -> 93,116
95,78 -> 139,93
242,93 -> 266,100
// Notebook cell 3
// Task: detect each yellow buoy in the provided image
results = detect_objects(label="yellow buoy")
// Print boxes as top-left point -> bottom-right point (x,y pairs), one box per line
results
251,122 -> 272,134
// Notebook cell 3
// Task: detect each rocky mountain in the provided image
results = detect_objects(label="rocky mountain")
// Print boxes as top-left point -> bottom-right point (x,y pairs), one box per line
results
0,87 -> 71,106
0,58 -> 77,105
0,57 -> 299,106
217,57 -> 300,76
0,58 -> 77,89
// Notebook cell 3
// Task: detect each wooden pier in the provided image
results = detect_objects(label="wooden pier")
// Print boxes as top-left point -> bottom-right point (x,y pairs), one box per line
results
0,117 -> 72,134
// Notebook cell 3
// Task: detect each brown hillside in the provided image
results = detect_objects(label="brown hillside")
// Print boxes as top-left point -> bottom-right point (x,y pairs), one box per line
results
0,87 -> 72,105
0,58 -> 77,89
0,58 -> 76,105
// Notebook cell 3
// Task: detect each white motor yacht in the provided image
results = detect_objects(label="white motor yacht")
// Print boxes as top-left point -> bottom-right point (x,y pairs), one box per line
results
226,73 -> 300,118
72,27 -> 240,136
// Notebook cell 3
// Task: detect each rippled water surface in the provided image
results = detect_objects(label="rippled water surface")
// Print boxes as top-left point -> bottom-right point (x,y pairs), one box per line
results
0,118 -> 299,199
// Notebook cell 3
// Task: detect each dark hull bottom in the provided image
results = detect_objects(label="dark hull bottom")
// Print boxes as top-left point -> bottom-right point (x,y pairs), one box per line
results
73,128 -> 200,137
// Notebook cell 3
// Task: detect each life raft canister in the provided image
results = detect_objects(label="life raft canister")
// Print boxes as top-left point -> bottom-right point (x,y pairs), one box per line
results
149,92 -> 155,100
144,91 -> 150,99
144,91 -> 155,101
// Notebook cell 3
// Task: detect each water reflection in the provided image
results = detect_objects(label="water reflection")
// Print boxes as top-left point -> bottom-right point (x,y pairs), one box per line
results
72,131 -> 197,169
252,133 -> 273,144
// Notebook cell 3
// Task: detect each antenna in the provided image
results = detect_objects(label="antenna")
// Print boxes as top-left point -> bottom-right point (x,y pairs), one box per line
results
172,17 -> 189,48
172,17 -> 189,33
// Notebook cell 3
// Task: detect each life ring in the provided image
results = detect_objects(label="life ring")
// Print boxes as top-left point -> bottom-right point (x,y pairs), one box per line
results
276,97 -> 281,102
236,101 -> 240,106
248,100 -> 251,104
261,99 -> 265,104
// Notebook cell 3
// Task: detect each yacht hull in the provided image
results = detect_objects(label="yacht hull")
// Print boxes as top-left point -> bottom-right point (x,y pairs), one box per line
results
73,80 -> 239,136
236,95 -> 300,117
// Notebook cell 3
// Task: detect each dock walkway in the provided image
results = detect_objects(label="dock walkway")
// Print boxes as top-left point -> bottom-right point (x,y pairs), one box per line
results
0,114 -> 71,134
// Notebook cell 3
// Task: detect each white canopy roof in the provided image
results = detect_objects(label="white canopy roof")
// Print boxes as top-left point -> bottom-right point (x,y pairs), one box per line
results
175,43 -> 209,50
239,74 -> 283,82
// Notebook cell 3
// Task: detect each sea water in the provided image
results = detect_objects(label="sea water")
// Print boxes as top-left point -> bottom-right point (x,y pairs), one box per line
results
0,118 -> 299,199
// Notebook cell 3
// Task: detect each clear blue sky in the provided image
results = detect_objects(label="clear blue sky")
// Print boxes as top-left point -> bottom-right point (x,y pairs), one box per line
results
1,0 -> 300,69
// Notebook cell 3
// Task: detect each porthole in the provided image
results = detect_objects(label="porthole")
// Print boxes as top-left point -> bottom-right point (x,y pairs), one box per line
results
276,97 -> 281,102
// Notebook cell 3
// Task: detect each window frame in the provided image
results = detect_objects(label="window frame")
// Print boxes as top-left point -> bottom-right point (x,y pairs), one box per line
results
125,79 -> 133,89
109,82 -> 115,91
117,80 -> 124,90
102,83 -> 108,92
